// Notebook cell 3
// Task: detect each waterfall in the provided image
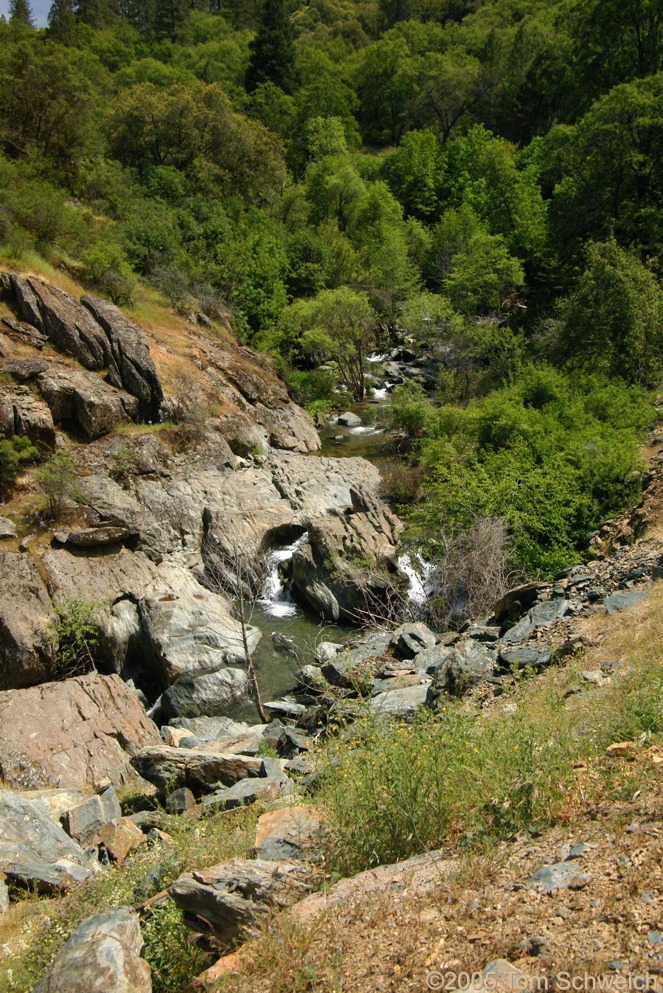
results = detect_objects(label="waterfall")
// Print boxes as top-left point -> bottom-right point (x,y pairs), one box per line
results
398,553 -> 435,606
257,532 -> 309,618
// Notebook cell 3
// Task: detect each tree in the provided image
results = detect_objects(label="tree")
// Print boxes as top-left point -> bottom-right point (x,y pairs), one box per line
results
9,0 -> 34,26
245,0 -> 296,95
47,0 -> 76,42
203,538 -> 268,724
561,239 -> 663,385
283,287 -> 376,400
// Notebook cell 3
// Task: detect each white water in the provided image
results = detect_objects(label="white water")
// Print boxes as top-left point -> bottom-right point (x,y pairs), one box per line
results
258,532 -> 310,618
350,424 -> 383,436
367,351 -> 388,363
398,553 -> 435,606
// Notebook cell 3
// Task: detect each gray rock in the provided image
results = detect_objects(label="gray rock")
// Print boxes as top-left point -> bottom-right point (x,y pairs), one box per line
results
604,590 -> 648,613
165,787 -> 197,815
389,622 -> 437,660
412,643 -> 454,675
467,625 -> 500,643
201,776 -> 285,811
53,526 -> 134,548
0,791 -> 93,893
169,858 -> 311,946
315,642 -> 344,663
37,367 -> 139,440
131,745 -> 263,797
527,861 -> 593,892
264,698 -> 307,720
0,873 -> 8,914
168,716 -> 253,740
0,551 -> 57,690
0,518 -> 17,540
492,581 -> 550,624
61,786 -> 122,843
294,664 -> 329,694
429,639 -> 495,698
160,667 -> 250,722
0,673 -> 160,790
370,683 -> 429,719
81,295 -> 163,420
337,412 -> 361,427
498,646 -> 553,670
32,907 -> 152,993
0,384 -> 56,449
1,315 -> 48,349
476,960 -> 531,991
502,598 -> 570,645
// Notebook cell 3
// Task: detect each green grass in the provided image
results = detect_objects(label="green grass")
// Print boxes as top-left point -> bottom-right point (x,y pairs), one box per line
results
0,805 -> 259,993
317,651 -> 663,876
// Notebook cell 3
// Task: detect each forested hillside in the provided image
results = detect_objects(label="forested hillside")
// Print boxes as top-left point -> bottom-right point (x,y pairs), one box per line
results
1,0 -> 662,575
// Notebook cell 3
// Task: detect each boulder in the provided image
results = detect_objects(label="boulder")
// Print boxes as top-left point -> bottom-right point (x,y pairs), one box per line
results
254,805 -> 325,862
0,551 -> 57,690
370,682 -> 429,719
32,907 -> 152,993
53,526 -> 134,548
428,639 -> 495,699
1,315 -> 48,349
604,590 -> 648,613
15,277 -> 109,365
81,295 -> 163,420
131,744 -> 263,797
0,517 -> 17,540
501,598 -> 570,645
159,667 -> 250,722
498,646 -> 553,670
141,562 -> 260,685
337,411 -> 362,427
527,861 -> 593,893
0,673 -> 161,790
98,818 -> 146,864
0,791 -> 93,893
37,368 -> 139,440
389,622 -> 437,660
492,581 -> 550,624
201,776 -> 285,811
61,786 -> 122,844
167,715 -> 254,740
0,384 -> 56,449
169,858 -> 312,946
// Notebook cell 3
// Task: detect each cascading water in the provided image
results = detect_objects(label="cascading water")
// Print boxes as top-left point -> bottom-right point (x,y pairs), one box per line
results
398,552 -> 435,607
257,531 -> 309,618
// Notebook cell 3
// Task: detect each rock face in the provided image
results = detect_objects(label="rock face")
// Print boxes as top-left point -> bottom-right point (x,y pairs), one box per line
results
131,744 -> 263,796
0,674 -> 160,790
81,295 -> 163,420
0,791 -> 94,893
33,908 -> 152,993
169,858 -> 311,946
0,385 -> 56,449
37,368 -> 139,440
0,552 -> 57,690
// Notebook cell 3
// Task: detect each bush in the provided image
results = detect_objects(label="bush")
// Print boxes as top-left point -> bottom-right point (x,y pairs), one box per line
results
51,596 -> 99,678
80,242 -> 136,305
0,435 -> 38,490
318,652 -> 663,875
35,451 -> 79,520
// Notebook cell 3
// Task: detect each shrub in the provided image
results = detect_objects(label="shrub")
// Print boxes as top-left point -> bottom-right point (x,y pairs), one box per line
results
35,451 -> 79,520
80,242 -> 136,306
0,435 -> 38,490
51,597 -> 99,678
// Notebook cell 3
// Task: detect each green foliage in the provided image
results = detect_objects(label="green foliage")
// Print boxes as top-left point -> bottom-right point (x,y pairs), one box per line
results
141,901 -> 211,993
35,451 -> 79,520
319,652 -> 663,874
80,241 -> 136,304
0,435 -> 38,490
51,596 -> 99,678
408,367 -> 653,576
561,239 -> 663,386
245,0 -> 296,95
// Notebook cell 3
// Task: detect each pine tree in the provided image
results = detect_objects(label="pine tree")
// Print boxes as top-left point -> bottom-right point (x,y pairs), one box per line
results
76,0 -> 117,28
245,0 -> 296,95
48,0 -> 76,41
9,0 -> 35,25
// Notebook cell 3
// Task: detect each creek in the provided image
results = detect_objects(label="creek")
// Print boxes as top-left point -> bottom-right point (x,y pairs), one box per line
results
242,387 -> 427,718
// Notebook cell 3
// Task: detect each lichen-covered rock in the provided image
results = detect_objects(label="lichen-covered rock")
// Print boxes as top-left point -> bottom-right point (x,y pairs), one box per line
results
0,673 -> 160,790
81,295 -> 163,420
169,858 -> 311,946
0,552 -> 57,690
0,384 -> 56,449
37,368 -> 139,440
32,908 -> 152,993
